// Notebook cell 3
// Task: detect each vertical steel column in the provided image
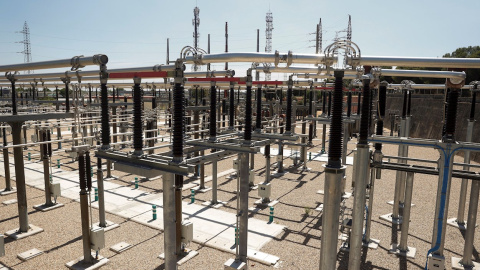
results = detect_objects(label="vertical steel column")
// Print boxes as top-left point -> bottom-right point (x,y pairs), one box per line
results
460,176 -> 479,267
40,130 -> 52,206
265,144 -> 271,183
55,86 -> 59,111
78,153 -> 92,263
277,141 -> 284,173
97,145 -> 106,227
163,172 -> 176,270
2,128 -> 11,192
399,172 -> 414,251
348,77 -> 371,270
431,87 -> 459,257
212,160 -> 218,204
285,77 -> 293,133
132,78 -> 143,157
229,83 -> 235,130
456,91 -> 475,225
320,71 -> 346,270
11,122 -> 29,232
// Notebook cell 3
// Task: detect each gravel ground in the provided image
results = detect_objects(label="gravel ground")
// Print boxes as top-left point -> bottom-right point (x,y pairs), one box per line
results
0,122 -> 479,270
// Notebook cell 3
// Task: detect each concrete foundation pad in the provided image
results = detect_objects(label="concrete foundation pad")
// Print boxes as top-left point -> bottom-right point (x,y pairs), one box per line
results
249,185 -> 258,190
252,199 -> 279,209
317,190 -> 324,195
103,175 -> 118,181
363,238 -> 380,249
193,186 -> 212,193
5,224 -> 44,240
202,200 -> 227,209
224,258 -> 247,270
110,242 -> 132,254
272,172 -> 288,178
92,221 -> 120,232
389,243 -> 416,258
314,204 -> 323,213
17,248 -> 43,261
33,203 -> 64,212
387,200 -> 415,207
379,213 -> 403,225
182,183 -> 198,191
0,188 -> 16,196
2,199 -> 17,205
451,256 -> 480,269
159,249 -> 199,266
65,254 -> 109,270
0,263 -> 10,270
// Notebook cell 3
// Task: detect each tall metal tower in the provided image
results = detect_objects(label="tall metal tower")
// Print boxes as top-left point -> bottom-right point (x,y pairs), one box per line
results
192,6 -> 200,71
344,15 -> 352,67
265,11 -> 273,80
316,18 -> 323,54
18,21 -> 32,74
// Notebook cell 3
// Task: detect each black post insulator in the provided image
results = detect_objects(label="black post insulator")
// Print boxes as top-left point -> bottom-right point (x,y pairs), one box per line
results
401,90 -> 408,119
280,89 -> 283,105
209,85 -> 217,138
229,85 -> 235,128
244,85 -> 252,141
2,128 -> 7,146
256,86 -> 262,130
79,154 -> 86,191
21,93 -> 24,106
89,86 -> 92,104
86,152 -> 92,191
65,83 -> 70,112
47,131 -> 52,157
112,87 -> 116,103
357,92 -> 362,115
55,86 -> 59,111
152,97 -> 157,109
322,91 -> 326,113
359,80 -> 371,145
265,144 -> 270,157
375,83 -> 387,151
309,89 -> 314,115
101,83 -> 110,147
470,92 -> 476,121
222,99 -> 226,115
328,91 -> 332,116
133,83 -> 143,153
175,174 -> 183,189
96,88 -> 98,99
327,72 -> 344,168
286,86 -> 293,132
11,81 -> 16,115
97,141 -> 102,170
347,92 -> 352,117
41,131 -> 48,158
444,88 -> 459,142
172,83 -> 185,159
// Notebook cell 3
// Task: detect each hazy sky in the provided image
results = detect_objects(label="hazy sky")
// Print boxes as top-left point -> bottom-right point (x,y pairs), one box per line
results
1,0 -> 479,78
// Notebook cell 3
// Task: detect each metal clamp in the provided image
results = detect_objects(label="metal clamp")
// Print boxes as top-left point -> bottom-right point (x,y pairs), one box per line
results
286,50 -> 293,67
274,50 -> 280,67
70,55 -> 85,71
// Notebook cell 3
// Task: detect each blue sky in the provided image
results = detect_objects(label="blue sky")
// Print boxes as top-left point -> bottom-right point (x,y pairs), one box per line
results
1,0 -> 479,78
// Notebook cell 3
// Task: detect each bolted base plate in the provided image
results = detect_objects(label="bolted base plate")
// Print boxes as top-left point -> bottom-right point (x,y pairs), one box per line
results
389,243 -> 416,258
202,200 -> 227,209
363,238 -> 380,249
159,248 -> 199,266
0,188 -> 16,196
451,256 -> 480,270
446,218 -> 477,230
17,248 -> 44,261
33,203 -> 64,212
224,258 -> 247,270
254,199 -> 279,207
65,253 -> 109,270
92,221 -> 119,232
110,242 -> 132,254
5,224 -> 44,240
193,186 -> 212,193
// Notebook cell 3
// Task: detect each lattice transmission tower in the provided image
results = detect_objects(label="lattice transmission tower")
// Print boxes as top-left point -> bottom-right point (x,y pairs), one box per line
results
192,6 -> 200,71
18,21 -> 32,74
265,11 -> 273,80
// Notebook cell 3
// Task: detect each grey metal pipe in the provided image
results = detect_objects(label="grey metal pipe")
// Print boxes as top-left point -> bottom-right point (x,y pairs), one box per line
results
0,54 -> 108,72
380,69 -> 465,79
457,119 -> 474,224
277,142 -> 284,173
162,172 -> 177,270
364,166 -> 375,242
461,178 -> 479,266
319,166 -> 345,270
348,145 -> 370,270
387,83 -> 470,90
348,55 -> 480,69
79,191 -> 92,263
399,172 -> 414,251
185,52 -> 332,66
42,144 -> 52,206
237,152 -> 250,262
